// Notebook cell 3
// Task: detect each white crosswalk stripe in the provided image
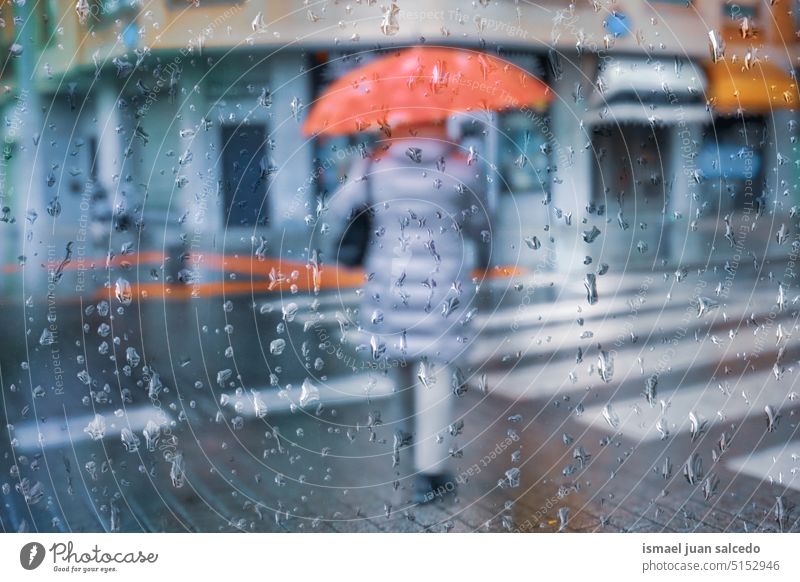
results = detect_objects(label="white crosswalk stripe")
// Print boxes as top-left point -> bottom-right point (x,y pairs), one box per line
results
13,405 -> 166,451
572,380 -> 788,442
470,279 -> 800,465
726,444 -> 800,492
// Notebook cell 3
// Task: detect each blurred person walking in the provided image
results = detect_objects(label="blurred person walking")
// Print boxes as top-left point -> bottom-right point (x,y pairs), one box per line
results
323,119 -> 490,502
303,46 -> 551,501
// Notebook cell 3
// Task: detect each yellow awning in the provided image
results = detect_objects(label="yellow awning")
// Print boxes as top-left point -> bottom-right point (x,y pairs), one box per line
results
705,61 -> 797,113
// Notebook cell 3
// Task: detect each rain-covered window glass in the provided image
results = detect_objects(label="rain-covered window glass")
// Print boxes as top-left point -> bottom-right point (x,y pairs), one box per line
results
8,0 -> 800,541
496,111 -> 549,194
221,124 -> 269,227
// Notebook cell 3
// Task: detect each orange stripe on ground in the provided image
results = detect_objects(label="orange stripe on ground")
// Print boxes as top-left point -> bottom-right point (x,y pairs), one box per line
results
92,263 -> 527,302
477,265 -> 527,279
93,265 -> 364,301
195,254 -> 311,277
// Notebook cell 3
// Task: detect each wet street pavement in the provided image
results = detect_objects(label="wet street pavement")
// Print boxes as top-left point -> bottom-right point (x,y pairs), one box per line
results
2,248 -> 799,533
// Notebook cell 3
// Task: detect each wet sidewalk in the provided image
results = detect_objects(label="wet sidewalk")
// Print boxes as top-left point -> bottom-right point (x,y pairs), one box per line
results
3,382 -> 796,533
3,256 -> 799,533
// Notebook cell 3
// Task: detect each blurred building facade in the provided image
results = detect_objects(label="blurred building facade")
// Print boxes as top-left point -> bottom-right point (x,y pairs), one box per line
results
1,0 -> 799,293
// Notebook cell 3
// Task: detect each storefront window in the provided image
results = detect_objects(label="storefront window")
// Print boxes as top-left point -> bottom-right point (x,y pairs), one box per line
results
221,123 -> 269,227
698,116 -> 765,213
590,123 -> 667,211
496,110 -> 550,194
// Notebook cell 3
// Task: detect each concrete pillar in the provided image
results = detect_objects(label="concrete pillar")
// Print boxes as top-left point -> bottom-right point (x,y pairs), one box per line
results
269,52 -> 314,258
667,122 -> 703,265
12,0 -> 45,291
549,53 -> 593,274
94,81 -> 122,210
93,78 -> 139,256
174,61 -> 220,286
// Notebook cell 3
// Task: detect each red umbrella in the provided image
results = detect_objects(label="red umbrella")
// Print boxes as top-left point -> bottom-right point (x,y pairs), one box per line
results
303,46 -> 552,136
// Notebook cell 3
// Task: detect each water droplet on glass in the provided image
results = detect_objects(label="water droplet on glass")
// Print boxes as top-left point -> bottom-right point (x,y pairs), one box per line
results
584,273 -> 598,305
216,369 -> 232,387
270,338 -> 286,356
775,496 -> 787,532
643,375 -> 658,407
169,452 -> 186,488
84,414 -> 106,441
405,147 -> 423,163
582,225 -> 601,243
300,378 -> 320,407
39,328 -> 56,346
689,410 -> 708,442
602,404 -> 620,429
121,428 -> 140,453
504,468 -> 521,488
597,350 -> 614,383
524,236 -> 541,250
126,347 -> 140,368
765,405 -> 781,433
708,30 -> 725,63
380,2 -> 400,36
683,453 -> 703,485
282,302 -> 298,322
557,507 -> 569,531
290,96 -> 303,122
696,296 -> 718,318
115,277 -> 132,306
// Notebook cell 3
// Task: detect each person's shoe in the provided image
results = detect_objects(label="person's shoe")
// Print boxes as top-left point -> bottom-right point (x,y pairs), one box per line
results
412,472 -> 455,505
